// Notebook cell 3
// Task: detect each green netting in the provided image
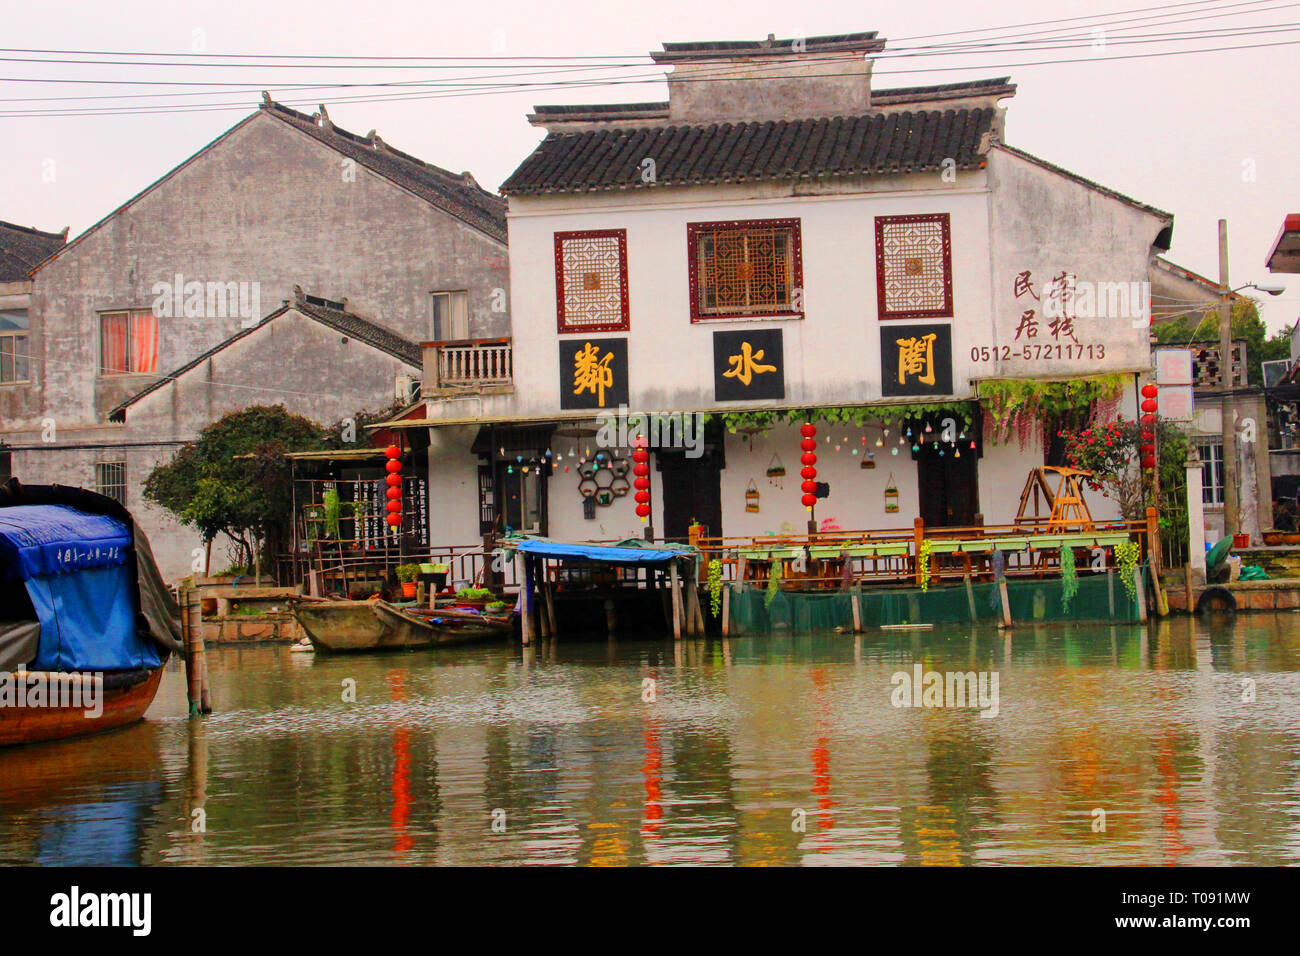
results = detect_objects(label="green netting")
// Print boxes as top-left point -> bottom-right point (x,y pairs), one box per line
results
726,567 -> 1148,632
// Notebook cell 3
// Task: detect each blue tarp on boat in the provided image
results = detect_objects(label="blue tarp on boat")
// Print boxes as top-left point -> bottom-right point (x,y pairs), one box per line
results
508,537 -> 694,566
0,504 -> 162,672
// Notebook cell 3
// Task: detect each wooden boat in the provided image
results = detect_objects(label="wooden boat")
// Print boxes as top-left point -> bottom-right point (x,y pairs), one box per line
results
0,668 -> 165,748
0,480 -> 182,748
371,600 -> 513,649
292,599 -> 391,652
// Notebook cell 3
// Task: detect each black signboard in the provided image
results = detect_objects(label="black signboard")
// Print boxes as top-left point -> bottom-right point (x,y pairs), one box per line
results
880,323 -> 953,397
713,329 -> 785,402
559,337 -> 629,410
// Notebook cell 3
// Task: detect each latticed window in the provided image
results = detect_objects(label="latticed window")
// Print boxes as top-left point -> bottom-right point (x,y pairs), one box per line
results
689,219 -> 802,321
554,230 -> 629,333
875,213 -> 954,319
95,461 -> 126,505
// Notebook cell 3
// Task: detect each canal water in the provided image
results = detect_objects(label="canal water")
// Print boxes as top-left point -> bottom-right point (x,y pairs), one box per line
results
2,614 -> 1298,866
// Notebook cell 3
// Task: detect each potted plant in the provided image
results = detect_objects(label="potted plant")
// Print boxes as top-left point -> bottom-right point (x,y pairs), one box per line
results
395,563 -> 421,598
418,562 -> 450,593
454,586 -> 495,610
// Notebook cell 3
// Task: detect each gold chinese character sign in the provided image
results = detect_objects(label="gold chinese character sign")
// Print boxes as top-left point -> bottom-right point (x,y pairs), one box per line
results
560,338 -> 629,410
881,324 -> 952,397
713,329 -> 785,401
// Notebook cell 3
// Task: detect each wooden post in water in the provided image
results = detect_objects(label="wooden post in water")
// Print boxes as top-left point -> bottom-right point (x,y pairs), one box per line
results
669,560 -> 683,640
964,572 -> 977,622
1134,566 -> 1148,622
693,585 -> 706,634
998,578 -> 1013,629
518,554 -> 533,646
544,577 -> 558,637
850,586 -> 862,633
1108,568 -> 1115,616
721,585 -> 731,636
1184,562 -> 1194,613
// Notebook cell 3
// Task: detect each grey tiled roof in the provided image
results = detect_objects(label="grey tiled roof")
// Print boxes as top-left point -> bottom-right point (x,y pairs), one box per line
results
0,221 -> 65,281
265,103 -> 508,243
108,295 -> 420,421
501,108 -> 995,194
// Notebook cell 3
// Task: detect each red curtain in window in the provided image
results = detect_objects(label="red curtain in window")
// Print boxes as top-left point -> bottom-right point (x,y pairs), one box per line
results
131,310 -> 158,373
101,313 -> 129,373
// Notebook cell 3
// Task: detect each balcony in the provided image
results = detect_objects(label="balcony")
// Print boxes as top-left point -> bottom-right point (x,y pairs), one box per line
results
424,337 -> 513,394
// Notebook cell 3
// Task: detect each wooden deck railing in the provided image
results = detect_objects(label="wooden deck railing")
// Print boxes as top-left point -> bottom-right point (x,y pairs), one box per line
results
428,338 -> 513,390
692,511 -> 1156,590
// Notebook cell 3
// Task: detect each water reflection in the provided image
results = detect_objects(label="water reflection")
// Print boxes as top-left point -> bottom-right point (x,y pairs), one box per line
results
0,615 -> 1298,865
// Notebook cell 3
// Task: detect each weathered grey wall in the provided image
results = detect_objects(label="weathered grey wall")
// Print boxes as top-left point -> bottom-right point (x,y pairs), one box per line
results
1,108 -> 508,434
10,310 -> 422,579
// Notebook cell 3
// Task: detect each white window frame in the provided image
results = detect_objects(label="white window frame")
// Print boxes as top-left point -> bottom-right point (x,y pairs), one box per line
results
1197,441 -> 1224,506
95,461 -> 127,505
430,290 -> 470,342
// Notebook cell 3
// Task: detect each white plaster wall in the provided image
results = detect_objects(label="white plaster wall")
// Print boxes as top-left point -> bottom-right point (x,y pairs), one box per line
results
426,425 -> 485,549
470,174 -> 994,422
720,423 -> 920,537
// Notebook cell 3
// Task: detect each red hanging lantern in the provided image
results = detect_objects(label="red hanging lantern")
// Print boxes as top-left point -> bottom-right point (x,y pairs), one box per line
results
633,436 -> 650,522
385,486 -> 401,500
385,513 -> 401,527
1141,414 -> 1157,427
385,459 -> 402,474
1141,456 -> 1157,470
386,499 -> 402,514
1141,430 -> 1155,442
1139,444 -> 1155,457
385,473 -> 401,487
799,423 -> 818,509
384,445 -> 401,459
1141,399 -> 1158,413
1141,384 -> 1159,399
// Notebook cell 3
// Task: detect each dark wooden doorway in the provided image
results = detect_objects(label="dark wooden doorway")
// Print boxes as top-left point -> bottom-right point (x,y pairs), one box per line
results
916,444 -> 978,528
658,448 -> 724,541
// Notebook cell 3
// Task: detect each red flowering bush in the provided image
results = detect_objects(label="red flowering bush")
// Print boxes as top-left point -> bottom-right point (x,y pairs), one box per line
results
1060,415 -> 1188,521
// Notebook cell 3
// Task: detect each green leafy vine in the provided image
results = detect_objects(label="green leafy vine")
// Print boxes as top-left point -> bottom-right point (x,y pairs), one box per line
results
1060,545 -> 1077,612
717,403 -> 974,437
1114,540 -> 1141,604
765,560 -> 782,609
707,559 -> 723,618
918,539 -> 933,593
978,374 -> 1125,446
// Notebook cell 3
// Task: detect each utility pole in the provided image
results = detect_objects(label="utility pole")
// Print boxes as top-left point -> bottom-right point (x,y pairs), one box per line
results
1218,219 -> 1239,536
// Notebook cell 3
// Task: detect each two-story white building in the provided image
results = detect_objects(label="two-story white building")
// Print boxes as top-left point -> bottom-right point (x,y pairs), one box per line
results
404,31 -> 1172,551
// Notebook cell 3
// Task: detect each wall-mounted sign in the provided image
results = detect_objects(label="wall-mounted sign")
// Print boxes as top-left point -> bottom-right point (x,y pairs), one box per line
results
560,337 -> 629,409
881,323 -> 953,397
713,329 -> 785,401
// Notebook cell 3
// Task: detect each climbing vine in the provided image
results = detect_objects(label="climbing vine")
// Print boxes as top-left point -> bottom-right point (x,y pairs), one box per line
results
978,374 -> 1125,448
1114,540 -> 1141,604
765,560 -> 782,609
918,539 -> 933,593
717,402 -> 974,437
707,559 -> 723,618
1060,546 -> 1078,612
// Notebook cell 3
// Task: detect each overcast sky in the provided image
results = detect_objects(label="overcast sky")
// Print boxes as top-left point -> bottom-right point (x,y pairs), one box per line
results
2,0 -> 1296,332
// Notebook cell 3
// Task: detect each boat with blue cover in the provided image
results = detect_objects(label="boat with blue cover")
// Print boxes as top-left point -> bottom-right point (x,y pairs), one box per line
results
0,480 -> 182,746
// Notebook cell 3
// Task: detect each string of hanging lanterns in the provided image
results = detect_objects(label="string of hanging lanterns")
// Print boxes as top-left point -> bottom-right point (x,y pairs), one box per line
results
633,435 -> 651,520
383,444 -> 403,528
1140,383 -> 1159,471
800,422 -> 818,509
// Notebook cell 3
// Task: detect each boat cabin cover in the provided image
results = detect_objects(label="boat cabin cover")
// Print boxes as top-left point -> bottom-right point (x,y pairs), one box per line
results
0,481 -> 180,672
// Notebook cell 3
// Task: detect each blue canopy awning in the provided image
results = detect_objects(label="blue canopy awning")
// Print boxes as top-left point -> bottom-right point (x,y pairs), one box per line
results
0,505 -> 132,580
509,537 -> 694,566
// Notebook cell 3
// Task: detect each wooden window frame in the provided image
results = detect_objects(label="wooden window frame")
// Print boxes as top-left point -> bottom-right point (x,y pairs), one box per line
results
874,212 -> 954,320
98,308 -> 158,375
554,229 -> 630,334
688,218 -> 803,323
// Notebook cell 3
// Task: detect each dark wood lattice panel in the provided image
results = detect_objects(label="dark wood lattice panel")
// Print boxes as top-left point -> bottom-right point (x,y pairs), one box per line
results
875,213 -> 954,319
555,229 -> 630,333
688,218 -> 802,322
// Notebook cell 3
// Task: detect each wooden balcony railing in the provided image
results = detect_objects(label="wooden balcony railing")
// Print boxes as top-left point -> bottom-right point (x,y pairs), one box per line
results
426,338 -> 512,391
